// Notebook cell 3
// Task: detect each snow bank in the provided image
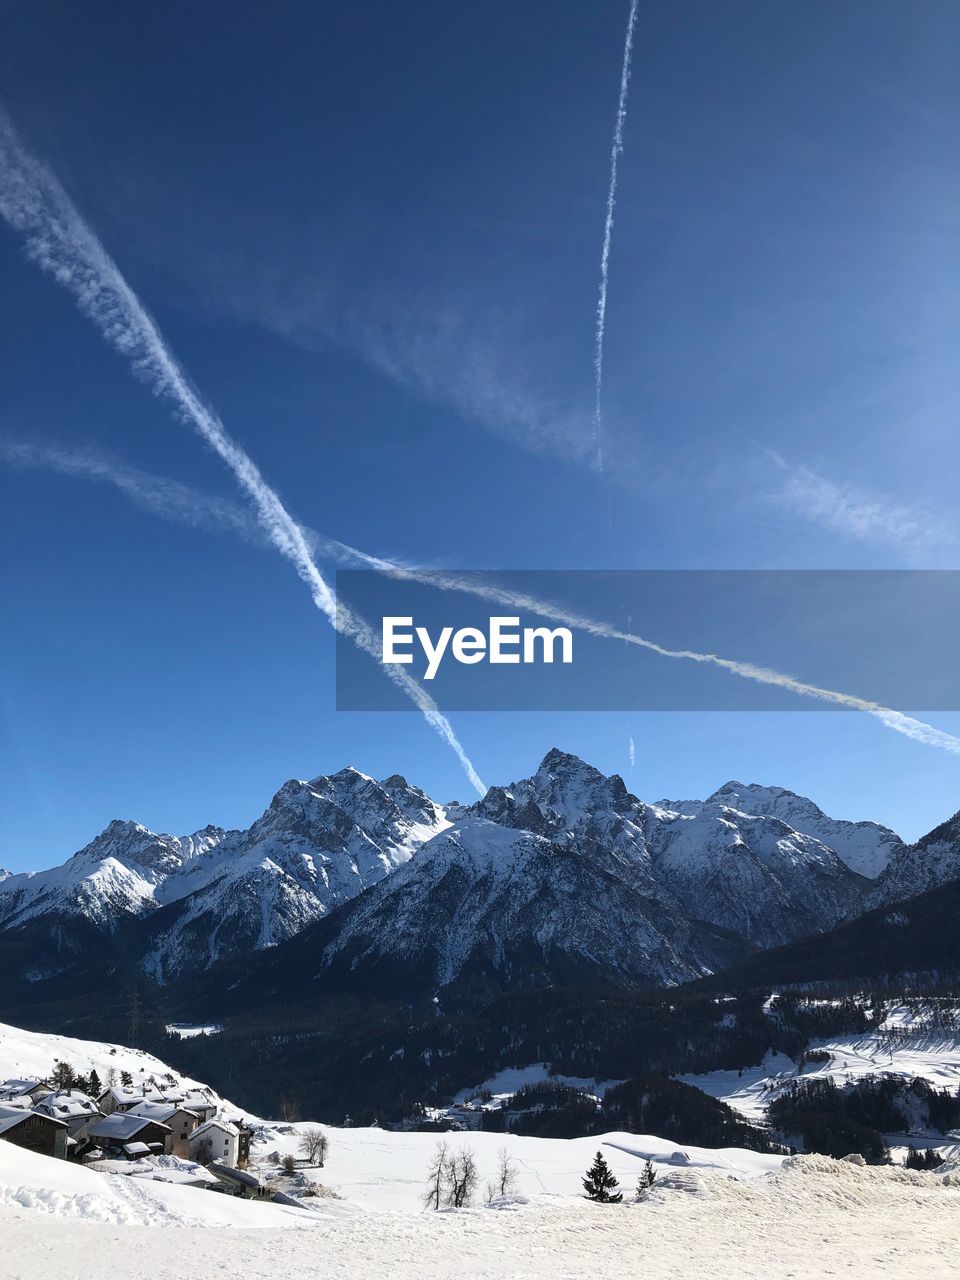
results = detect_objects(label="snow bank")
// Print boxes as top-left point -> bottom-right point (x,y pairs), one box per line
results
2,1149 -> 959,1278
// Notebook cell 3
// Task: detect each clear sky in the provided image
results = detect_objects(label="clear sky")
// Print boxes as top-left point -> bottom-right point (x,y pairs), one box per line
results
1,0 -> 959,869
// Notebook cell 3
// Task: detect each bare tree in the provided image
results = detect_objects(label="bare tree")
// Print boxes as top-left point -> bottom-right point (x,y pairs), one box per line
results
298,1127 -> 329,1167
486,1146 -> 520,1202
445,1146 -> 478,1209
278,1096 -> 300,1122
423,1141 -> 449,1211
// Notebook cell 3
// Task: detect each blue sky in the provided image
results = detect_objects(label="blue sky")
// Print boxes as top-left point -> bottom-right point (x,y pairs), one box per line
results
1,0 -> 959,868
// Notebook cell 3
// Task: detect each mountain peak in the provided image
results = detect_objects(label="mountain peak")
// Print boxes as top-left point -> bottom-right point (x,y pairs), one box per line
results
537,747 -> 600,777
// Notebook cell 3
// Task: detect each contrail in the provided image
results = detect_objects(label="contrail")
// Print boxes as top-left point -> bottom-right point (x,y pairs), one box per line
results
0,437 -> 261,544
10,436 -> 960,758
592,0 -> 639,474
0,107 -> 486,797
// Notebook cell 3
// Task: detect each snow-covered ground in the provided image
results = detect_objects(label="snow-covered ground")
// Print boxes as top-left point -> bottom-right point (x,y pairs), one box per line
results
248,1122 -> 782,1212
451,1061 -> 625,1106
0,1019 -> 246,1114
3,1142 -> 960,1279
1,1019 -> 959,1275
163,1023 -> 224,1039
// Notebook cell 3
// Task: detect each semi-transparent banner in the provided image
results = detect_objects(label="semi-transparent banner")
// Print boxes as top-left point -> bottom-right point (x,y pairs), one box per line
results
334,570 -> 960,711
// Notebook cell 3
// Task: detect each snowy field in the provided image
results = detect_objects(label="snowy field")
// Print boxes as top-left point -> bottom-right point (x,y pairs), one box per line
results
3,1141 -> 960,1279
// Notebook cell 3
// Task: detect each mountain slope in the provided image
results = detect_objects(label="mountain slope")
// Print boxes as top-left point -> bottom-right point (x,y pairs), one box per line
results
697,877 -> 960,992
871,809 -> 960,907
195,815 -> 752,1009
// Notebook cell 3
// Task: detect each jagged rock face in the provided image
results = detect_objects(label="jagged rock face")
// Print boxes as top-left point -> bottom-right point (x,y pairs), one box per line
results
471,748 -> 659,883
310,817 -> 746,996
870,810 -> 960,908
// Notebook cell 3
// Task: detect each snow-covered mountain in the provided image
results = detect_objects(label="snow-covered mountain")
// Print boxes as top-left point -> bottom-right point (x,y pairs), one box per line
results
0,769 -> 448,981
469,751 -> 868,951
692,782 -> 903,879
273,815 -> 749,997
4,748 -> 951,1000
647,802 -> 867,949
0,821 -> 232,931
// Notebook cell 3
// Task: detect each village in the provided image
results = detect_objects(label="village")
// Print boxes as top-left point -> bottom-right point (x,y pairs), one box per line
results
0,1061 -> 310,1205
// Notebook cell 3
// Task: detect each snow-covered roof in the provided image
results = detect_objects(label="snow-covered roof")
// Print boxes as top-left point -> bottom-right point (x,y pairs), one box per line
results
97,1086 -> 144,1106
189,1118 -> 239,1142
122,1141 -> 152,1156
0,1078 -> 46,1095
127,1101 -> 199,1124
88,1112 -> 171,1141
0,1103 -> 67,1135
34,1090 -> 101,1119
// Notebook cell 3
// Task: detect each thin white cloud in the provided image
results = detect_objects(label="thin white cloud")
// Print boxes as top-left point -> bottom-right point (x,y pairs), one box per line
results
351,303 -> 593,463
0,105 -> 485,797
764,450 -> 954,556
628,735 -> 636,770
0,436 -> 261,543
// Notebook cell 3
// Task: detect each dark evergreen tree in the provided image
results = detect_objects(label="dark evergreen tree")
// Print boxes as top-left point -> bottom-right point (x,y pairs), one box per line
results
582,1151 -> 622,1203
87,1069 -> 102,1097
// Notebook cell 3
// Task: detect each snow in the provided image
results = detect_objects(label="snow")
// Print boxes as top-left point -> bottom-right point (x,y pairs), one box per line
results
679,1003 -> 960,1122
0,1020 -> 241,1116
2,1141 -> 960,1277
452,1062 -> 625,1104
1,1019 -> 959,1276
248,1123 -> 783,1212
0,1142 -> 322,1228
164,1023 -> 223,1038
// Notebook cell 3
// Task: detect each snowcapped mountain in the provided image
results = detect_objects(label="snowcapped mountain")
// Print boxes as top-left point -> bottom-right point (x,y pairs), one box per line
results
141,770 -> 448,981
0,821 -> 233,931
0,769 -> 448,982
692,782 -> 903,879
469,751 -> 867,951
4,747 -> 952,1004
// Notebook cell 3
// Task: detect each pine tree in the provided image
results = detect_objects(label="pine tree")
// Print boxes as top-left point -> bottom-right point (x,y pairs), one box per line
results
637,1158 -> 657,1199
51,1061 -> 75,1090
88,1069 -> 102,1098
582,1150 -> 622,1203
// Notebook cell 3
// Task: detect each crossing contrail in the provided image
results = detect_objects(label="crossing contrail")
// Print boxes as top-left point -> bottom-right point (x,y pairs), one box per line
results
9,435 -> 960,758
592,0 -> 639,474
0,106 -> 486,796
